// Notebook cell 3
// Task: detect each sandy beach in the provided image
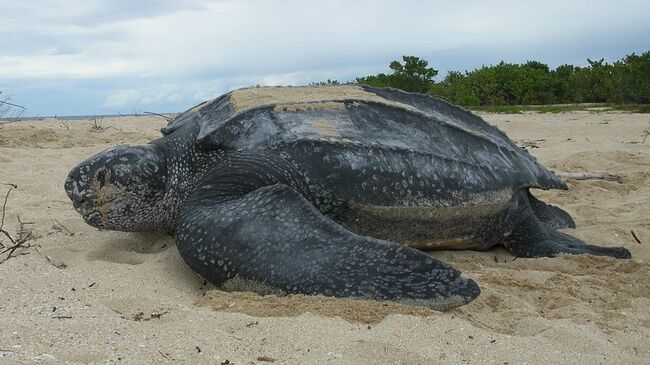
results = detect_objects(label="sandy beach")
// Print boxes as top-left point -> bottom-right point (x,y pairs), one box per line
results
0,111 -> 648,364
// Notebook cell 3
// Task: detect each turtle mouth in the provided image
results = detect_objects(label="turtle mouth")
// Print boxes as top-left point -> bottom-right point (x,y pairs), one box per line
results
72,198 -> 95,215
72,196 -> 117,225
81,211 -> 103,226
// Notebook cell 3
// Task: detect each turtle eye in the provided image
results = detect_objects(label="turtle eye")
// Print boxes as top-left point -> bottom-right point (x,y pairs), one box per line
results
140,160 -> 159,176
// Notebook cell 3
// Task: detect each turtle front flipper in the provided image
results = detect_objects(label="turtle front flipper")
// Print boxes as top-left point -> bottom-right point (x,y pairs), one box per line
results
175,184 -> 479,310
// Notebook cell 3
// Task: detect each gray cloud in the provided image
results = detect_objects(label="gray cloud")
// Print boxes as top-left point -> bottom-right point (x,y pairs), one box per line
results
1,0 -> 648,115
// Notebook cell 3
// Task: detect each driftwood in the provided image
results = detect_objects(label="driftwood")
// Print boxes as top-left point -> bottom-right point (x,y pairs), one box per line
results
556,172 -> 621,183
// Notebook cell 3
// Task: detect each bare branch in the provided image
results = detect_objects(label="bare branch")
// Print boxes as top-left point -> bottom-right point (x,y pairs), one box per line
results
0,91 -> 26,121
0,99 -> 26,110
0,188 -> 12,232
0,187 -> 36,261
59,120 -> 70,131
143,111 -> 174,121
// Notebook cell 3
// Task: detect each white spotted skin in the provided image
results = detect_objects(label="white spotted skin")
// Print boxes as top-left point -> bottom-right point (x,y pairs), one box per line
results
175,184 -> 480,310
153,131 -> 227,232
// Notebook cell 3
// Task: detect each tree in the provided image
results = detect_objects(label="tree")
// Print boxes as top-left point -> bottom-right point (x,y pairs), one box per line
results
388,56 -> 438,93
356,56 -> 438,93
552,64 -> 577,103
430,70 -> 480,106
611,51 -> 650,103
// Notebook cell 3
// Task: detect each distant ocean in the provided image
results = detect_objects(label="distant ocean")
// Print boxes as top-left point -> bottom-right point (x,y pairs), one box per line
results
0,113 -> 176,122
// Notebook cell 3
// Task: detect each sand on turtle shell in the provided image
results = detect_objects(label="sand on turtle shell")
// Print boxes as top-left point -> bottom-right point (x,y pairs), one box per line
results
228,85 -> 414,112
0,111 -> 648,364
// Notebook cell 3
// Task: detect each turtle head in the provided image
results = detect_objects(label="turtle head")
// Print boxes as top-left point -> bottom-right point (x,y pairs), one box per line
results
65,144 -> 168,231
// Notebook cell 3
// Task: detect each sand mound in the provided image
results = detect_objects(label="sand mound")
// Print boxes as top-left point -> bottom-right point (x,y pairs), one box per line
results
0,116 -> 163,149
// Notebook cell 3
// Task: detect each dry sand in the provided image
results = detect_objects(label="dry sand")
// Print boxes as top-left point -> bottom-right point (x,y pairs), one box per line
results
0,111 -> 648,364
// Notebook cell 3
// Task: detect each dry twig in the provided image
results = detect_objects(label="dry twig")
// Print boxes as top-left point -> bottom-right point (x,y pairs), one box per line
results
556,172 -> 622,183
257,356 -> 276,362
0,188 -> 14,245
0,186 -> 36,261
51,218 -> 74,236
90,115 -> 106,131
59,120 -> 70,131
143,111 -> 174,121
89,115 -> 121,133
133,310 -> 168,321
516,138 -> 545,149
158,350 -> 173,361
44,253 -> 67,269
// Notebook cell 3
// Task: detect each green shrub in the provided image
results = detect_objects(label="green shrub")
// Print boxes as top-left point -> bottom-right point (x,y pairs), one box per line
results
351,52 -> 650,109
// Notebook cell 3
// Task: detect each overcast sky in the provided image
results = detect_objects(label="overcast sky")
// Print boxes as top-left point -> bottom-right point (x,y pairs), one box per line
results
1,0 -> 649,116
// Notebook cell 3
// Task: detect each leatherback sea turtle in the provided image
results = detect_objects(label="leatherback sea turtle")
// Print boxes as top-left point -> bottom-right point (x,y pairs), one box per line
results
64,85 -> 631,310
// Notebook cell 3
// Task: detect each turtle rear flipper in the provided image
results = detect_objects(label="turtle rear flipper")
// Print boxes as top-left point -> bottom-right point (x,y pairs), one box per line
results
526,190 -> 576,229
504,193 -> 631,259
175,184 -> 480,310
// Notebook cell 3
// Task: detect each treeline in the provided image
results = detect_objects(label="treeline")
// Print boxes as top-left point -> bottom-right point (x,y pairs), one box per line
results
348,52 -> 650,107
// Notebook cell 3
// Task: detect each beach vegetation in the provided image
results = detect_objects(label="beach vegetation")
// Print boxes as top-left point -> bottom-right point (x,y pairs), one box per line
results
349,51 -> 650,112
